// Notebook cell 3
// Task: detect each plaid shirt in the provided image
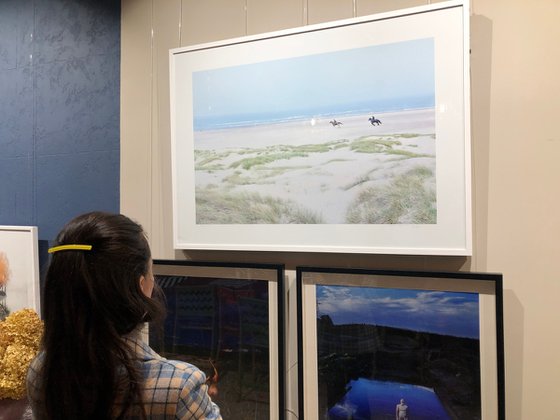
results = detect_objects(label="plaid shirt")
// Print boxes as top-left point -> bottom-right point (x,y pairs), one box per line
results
27,333 -> 222,419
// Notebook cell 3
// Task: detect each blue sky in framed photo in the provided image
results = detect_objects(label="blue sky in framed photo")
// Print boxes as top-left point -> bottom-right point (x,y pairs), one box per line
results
316,284 -> 480,339
192,37 -> 435,130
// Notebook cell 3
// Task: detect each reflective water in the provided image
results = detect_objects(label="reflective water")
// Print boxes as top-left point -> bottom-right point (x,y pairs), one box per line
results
328,378 -> 450,420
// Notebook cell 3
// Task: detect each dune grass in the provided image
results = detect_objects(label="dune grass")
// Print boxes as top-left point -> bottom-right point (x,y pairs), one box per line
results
194,134 -> 436,224
343,173 -> 375,191
194,149 -> 234,167
196,134 -> 433,173
196,188 -> 324,224
227,140 -> 349,170
346,166 -> 436,224
393,133 -> 421,138
349,135 -> 432,158
229,151 -> 308,170
349,137 -> 400,153
223,165 -> 312,185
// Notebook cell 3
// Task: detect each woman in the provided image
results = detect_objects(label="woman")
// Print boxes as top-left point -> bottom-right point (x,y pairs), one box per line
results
26,212 -> 221,419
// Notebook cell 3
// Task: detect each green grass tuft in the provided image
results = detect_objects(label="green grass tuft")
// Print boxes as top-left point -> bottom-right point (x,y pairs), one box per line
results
195,188 -> 324,224
229,151 -> 308,170
350,136 -> 402,153
346,166 -> 436,224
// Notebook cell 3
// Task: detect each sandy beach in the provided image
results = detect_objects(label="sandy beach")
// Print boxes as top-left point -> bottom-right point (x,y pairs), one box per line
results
195,109 -> 435,149
193,108 -> 436,224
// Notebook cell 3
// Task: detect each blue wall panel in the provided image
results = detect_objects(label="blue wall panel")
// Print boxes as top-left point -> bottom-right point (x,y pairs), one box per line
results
33,0 -> 120,65
36,151 -> 119,239
35,56 -> 120,155
0,67 -> 34,158
0,157 -> 34,225
0,0 -> 120,240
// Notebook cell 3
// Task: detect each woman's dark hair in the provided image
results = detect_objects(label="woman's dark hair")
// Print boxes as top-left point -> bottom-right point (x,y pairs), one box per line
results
40,212 -> 165,419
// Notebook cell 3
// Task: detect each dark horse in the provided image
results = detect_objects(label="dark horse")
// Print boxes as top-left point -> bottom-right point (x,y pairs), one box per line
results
329,119 -> 343,127
368,116 -> 382,126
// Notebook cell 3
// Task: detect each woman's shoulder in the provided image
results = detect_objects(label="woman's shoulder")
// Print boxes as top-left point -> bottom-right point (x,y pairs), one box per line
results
143,356 -> 207,388
130,340 -> 209,392
155,357 -> 204,375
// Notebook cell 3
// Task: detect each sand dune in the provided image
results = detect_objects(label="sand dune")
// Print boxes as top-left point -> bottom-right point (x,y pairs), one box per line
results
193,109 -> 436,224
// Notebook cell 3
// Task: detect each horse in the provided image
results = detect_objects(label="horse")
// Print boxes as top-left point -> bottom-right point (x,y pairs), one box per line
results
368,116 -> 382,126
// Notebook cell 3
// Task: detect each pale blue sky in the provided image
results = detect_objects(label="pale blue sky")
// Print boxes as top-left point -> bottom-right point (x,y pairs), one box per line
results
317,285 -> 480,339
193,37 -> 434,121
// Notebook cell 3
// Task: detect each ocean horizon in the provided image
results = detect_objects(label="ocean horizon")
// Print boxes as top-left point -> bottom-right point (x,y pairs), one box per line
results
193,95 -> 434,131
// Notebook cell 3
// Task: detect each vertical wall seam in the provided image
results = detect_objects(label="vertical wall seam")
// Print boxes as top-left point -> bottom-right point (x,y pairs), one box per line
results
179,0 -> 183,46
151,0 -> 158,249
148,0 -> 154,239
31,0 -> 37,229
245,0 -> 248,36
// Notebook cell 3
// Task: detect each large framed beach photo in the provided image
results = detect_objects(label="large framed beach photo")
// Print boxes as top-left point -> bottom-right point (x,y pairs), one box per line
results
297,267 -> 505,420
170,1 -> 471,254
149,260 -> 285,420
0,226 -> 41,318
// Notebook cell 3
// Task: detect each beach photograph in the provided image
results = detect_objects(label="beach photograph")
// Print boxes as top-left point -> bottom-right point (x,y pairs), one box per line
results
314,285 -> 482,419
191,38 -> 437,225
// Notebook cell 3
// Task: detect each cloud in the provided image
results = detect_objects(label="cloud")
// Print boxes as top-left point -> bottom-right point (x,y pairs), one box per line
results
316,286 -> 479,338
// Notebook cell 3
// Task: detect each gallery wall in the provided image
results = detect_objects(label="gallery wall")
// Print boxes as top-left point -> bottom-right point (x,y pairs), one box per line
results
121,0 -> 560,418
0,0 -> 120,240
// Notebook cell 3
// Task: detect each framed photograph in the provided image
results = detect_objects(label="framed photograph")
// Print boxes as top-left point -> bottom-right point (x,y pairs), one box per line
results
0,226 -> 41,319
297,267 -> 504,420
170,0 -> 471,255
150,260 -> 285,420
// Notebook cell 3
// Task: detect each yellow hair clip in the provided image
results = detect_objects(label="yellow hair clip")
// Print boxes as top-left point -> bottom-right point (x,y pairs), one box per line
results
48,244 -> 93,254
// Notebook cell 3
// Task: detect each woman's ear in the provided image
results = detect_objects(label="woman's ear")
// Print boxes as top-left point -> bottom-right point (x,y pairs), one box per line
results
139,275 -> 145,294
139,274 -> 154,298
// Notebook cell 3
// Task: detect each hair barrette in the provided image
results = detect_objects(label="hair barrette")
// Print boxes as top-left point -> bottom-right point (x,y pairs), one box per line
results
48,244 -> 93,254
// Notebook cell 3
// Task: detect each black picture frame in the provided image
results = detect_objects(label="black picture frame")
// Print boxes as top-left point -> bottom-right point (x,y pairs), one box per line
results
151,260 -> 285,420
296,267 -> 504,419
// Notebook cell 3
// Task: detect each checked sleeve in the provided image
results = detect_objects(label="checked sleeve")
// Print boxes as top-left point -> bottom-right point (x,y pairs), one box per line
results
175,368 -> 221,420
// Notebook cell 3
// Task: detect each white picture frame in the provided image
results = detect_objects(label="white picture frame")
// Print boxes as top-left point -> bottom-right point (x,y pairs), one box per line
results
0,226 -> 41,315
170,0 -> 471,255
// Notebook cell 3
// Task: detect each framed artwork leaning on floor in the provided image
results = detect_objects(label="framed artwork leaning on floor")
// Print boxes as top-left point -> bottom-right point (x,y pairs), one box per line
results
150,260 -> 285,420
297,266 -> 505,420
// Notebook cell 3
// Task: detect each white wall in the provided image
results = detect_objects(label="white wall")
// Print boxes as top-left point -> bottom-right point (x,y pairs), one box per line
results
121,0 -> 560,418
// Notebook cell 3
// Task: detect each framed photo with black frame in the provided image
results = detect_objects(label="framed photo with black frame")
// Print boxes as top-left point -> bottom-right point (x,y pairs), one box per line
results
150,260 -> 285,420
170,0 -> 472,255
297,267 -> 504,420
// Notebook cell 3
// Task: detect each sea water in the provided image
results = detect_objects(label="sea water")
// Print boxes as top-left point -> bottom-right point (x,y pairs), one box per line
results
327,378 -> 450,420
